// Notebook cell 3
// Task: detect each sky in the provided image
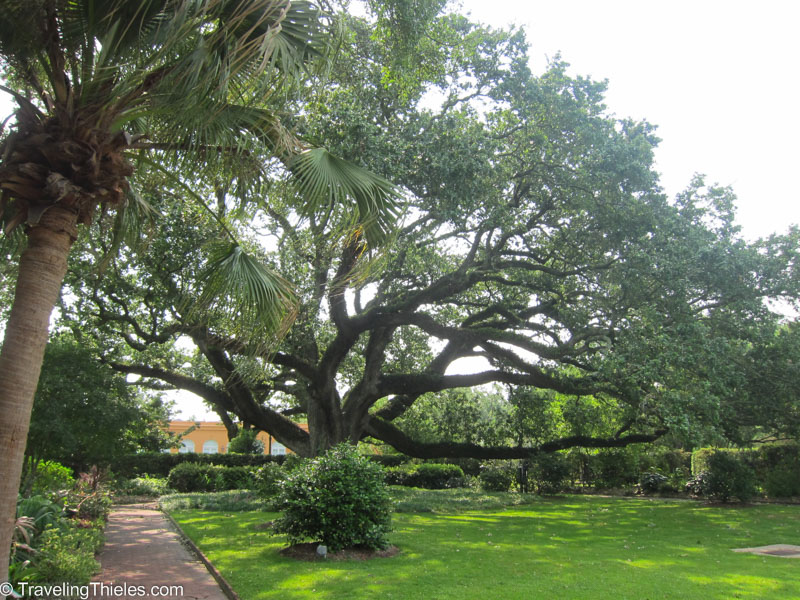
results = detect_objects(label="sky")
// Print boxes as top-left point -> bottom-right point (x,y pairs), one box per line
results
2,1 -> 798,420
461,0 -> 800,240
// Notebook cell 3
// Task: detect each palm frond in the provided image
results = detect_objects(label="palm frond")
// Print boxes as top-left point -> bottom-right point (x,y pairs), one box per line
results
289,148 -> 401,245
192,243 -> 297,347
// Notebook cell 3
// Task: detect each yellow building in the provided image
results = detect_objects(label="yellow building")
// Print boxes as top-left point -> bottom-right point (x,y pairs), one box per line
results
166,421 -> 308,455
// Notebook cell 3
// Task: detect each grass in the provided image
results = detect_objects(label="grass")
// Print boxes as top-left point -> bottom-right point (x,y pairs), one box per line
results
168,490 -> 800,599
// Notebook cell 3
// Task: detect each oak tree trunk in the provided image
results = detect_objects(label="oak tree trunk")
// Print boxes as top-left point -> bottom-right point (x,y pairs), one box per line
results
0,205 -> 77,590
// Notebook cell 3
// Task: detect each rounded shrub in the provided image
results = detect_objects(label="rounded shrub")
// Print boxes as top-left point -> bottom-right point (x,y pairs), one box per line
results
253,462 -> 285,498
167,463 -> 217,493
479,462 -> 515,492
690,450 -> 757,503
227,429 -> 266,454
531,453 -> 572,494
272,444 -> 392,552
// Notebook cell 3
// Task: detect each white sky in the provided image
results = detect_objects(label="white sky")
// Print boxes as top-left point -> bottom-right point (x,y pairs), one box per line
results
3,1 -> 798,419
462,0 -> 800,240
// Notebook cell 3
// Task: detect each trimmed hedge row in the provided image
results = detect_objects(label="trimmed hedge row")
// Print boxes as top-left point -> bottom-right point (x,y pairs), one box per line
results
111,452 -> 285,478
385,463 -> 466,489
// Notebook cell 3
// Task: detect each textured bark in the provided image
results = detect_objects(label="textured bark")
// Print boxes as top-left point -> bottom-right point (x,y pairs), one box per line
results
0,205 -> 77,587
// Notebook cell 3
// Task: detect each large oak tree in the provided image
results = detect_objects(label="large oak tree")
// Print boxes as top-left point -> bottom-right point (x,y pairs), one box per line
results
67,13 -> 800,461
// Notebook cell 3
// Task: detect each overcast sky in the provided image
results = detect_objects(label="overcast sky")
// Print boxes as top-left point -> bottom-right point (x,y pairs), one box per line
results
462,0 -> 800,240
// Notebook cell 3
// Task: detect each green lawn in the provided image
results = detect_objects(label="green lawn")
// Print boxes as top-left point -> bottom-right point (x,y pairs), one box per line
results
170,494 -> 800,599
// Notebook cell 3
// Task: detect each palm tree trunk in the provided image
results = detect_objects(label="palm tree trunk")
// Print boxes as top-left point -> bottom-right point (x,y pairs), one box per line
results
0,205 -> 77,590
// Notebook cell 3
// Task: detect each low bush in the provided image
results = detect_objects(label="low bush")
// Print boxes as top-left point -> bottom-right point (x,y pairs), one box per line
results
168,463 -> 218,493
114,475 -> 170,497
530,454 -> 572,494
688,450 -> 757,503
160,490 -> 266,512
479,462 -> 515,492
763,463 -> 800,498
639,472 -> 669,495
587,449 -> 638,489
385,463 -> 466,489
167,463 -> 257,493
272,444 -> 393,552
112,452 -> 283,478
253,462 -> 285,498
34,521 -> 103,585
21,460 -> 74,498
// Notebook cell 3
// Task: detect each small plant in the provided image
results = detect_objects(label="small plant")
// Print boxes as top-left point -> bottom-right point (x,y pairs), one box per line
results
686,451 -> 757,503
639,472 -> 669,495
272,444 -> 393,552
167,463 -> 217,493
227,429 -> 266,454
34,521 -> 103,585
531,454 -> 571,494
115,475 -> 171,497
253,462 -> 285,499
479,462 -> 515,492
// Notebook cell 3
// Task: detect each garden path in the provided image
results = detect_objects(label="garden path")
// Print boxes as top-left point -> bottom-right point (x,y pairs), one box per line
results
90,503 -> 230,600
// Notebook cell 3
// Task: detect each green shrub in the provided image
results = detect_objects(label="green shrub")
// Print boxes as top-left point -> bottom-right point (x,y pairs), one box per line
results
588,449 -> 638,489
111,452 -> 283,478
639,472 -> 669,495
692,450 -> 757,502
531,453 -> 572,494
384,463 -> 466,489
23,461 -> 74,498
216,465 -> 255,490
16,496 -> 65,538
479,462 -> 515,492
763,463 -> 800,498
253,462 -> 285,498
114,475 -> 170,497
227,429 -> 266,454
33,522 -> 102,585
167,463 -> 218,493
368,454 -> 409,468
160,490 -> 266,512
272,444 -> 392,552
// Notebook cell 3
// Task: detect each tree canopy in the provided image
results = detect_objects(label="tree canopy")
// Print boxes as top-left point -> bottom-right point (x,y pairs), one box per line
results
64,11 -> 800,458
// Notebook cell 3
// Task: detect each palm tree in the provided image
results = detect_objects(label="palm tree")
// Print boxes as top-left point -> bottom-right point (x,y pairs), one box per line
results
0,0 -> 397,583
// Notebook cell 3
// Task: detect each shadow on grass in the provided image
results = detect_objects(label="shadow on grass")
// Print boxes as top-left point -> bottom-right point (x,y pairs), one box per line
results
172,496 -> 800,600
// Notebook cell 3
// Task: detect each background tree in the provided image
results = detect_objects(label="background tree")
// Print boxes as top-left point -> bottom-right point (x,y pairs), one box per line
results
0,0 -> 399,580
21,333 -> 173,492
67,11 -> 799,461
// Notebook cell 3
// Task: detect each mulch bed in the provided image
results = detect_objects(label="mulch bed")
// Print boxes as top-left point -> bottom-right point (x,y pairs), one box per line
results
279,542 -> 400,561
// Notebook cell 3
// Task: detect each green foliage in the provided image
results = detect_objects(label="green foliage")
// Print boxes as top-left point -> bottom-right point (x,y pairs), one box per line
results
111,452 -> 283,479
759,444 -> 800,498
113,475 -> 171,498
639,473 -> 669,495
160,491 -> 266,512
384,463 -> 466,489
27,334 -> 173,470
167,463 -> 256,493
272,444 -> 392,552
688,451 -> 757,503
16,496 -> 65,540
587,449 -> 639,489
168,463 -> 219,493
21,461 -> 74,498
227,429 -> 266,454
478,462 -> 516,492
33,522 -> 103,585
253,463 -> 286,499
530,454 -> 572,494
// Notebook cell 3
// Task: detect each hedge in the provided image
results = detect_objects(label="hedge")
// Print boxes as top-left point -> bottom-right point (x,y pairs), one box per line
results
112,452 -> 284,478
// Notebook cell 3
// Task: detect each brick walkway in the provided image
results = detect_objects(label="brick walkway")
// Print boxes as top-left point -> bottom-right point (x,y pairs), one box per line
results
91,504 -> 229,600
